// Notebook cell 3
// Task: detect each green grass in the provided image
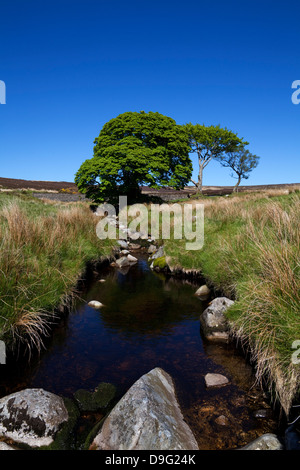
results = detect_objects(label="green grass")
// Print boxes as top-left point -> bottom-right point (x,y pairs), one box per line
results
0,193 -> 115,353
1,188 -> 299,416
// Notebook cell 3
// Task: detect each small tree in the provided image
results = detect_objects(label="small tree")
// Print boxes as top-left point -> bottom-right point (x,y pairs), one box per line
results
184,123 -> 248,193
217,148 -> 260,192
75,111 -> 192,204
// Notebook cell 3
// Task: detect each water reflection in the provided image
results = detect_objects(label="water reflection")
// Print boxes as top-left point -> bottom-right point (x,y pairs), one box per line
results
87,262 -> 204,339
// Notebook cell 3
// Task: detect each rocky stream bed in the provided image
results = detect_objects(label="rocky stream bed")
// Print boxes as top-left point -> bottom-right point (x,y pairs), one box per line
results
0,229 -> 299,451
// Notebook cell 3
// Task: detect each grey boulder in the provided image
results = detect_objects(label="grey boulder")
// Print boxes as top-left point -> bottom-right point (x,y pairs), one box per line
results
200,297 -> 234,338
239,433 -> 283,450
115,256 -> 131,268
91,367 -> 199,450
0,388 -> 69,448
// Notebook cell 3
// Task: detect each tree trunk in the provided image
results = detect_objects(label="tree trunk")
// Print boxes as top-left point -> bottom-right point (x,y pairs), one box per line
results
197,163 -> 204,194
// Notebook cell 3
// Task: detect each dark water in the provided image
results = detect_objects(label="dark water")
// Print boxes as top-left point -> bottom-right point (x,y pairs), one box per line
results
0,254 -> 279,449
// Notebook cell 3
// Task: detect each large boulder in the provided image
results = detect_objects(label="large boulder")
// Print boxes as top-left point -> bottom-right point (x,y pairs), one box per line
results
200,297 -> 234,339
90,367 -> 199,450
0,389 -> 69,448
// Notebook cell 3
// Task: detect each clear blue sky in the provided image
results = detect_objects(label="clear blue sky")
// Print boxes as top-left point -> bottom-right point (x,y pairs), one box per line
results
0,0 -> 299,186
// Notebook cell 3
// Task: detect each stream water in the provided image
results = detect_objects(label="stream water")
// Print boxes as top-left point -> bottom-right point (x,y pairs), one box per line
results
0,253 -> 280,450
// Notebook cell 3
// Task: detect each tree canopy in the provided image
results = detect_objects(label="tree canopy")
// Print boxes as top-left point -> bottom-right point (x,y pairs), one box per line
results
75,111 -> 192,203
184,123 -> 248,193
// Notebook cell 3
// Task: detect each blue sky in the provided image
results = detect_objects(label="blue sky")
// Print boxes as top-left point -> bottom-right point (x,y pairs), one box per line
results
0,0 -> 299,186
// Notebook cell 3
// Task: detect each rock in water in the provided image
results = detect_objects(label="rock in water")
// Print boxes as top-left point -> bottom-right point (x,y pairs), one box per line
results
148,244 -> 157,255
150,246 -> 164,260
240,433 -> 283,450
200,297 -> 234,338
0,442 -> 16,450
117,240 -> 129,249
115,256 -> 131,268
129,243 -> 141,250
73,383 -> 116,413
0,389 -> 69,448
204,373 -> 229,388
127,254 -> 138,263
195,285 -> 210,297
88,300 -> 104,309
91,367 -> 199,450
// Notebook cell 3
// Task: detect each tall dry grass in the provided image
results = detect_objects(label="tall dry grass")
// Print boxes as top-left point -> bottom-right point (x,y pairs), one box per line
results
164,190 -> 300,415
0,197 -> 114,354
227,196 -> 300,414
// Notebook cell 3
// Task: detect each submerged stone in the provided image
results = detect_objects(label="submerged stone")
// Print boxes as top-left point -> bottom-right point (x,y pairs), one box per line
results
200,297 -> 234,338
215,415 -> 229,426
129,243 -> 141,250
73,383 -> 116,413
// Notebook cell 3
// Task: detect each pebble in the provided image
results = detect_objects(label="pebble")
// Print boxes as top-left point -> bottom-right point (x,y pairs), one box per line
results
88,300 -> 104,309
215,415 -> 229,426
204,373 -> 229,388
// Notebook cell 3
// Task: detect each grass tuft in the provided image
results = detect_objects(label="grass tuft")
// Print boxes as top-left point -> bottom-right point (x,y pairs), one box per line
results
0,194 -> 115,353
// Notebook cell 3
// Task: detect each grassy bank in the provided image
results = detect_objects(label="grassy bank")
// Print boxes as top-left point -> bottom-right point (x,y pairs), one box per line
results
1,188 -> 299,417
0,193 -> 115,353
162,189 -> 300,415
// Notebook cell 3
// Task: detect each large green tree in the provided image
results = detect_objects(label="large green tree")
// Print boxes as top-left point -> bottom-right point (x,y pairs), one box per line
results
184,123 -> 248,193
75,111 -> 192,203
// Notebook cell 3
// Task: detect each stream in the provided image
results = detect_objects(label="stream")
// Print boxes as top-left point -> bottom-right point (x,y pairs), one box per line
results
0,252 -> 280,450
